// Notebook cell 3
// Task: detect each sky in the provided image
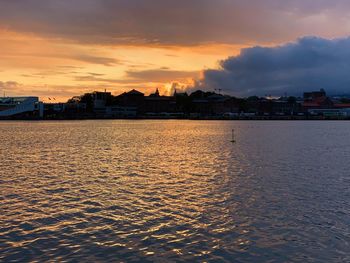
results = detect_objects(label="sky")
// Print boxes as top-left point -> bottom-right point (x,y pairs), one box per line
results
1,0 -> 350,101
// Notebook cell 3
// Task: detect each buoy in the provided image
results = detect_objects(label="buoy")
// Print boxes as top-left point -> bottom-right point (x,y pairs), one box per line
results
231,129 -> 236,143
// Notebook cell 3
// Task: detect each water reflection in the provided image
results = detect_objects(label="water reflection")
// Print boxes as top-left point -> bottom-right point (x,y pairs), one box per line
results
0,120 -> 349,262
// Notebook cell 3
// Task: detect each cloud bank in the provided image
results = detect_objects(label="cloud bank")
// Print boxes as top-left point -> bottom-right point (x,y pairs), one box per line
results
195,36 -> 350,96
1,0 -> 350,45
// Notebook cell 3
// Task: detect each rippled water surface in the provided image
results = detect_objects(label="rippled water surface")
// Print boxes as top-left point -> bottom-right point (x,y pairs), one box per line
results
1,120 -> 350,262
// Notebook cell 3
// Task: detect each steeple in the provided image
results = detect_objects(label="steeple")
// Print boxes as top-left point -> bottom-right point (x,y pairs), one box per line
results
155,88 -> 160,96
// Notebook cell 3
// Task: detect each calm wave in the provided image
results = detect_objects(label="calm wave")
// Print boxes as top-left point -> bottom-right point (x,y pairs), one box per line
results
1,120 -> 349,262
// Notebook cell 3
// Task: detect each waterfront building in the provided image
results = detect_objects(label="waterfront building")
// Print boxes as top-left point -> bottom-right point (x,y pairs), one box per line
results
308,108 -> 350,117
192,93 -> 240,116
44,102 -> 87,119
105,106 -> 138,118
299,89 -> 350,117
0,96 -> 43,119
303,89 -> 327,100
302,89 -> 334,112
142,89 -> 176,114
3,87 -> 350,120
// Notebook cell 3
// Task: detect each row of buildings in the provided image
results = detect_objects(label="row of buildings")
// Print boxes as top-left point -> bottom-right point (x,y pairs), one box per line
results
1,89 -> 350,119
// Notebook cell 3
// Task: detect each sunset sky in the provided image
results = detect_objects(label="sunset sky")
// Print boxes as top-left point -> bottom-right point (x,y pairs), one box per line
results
1,0 -> 350,101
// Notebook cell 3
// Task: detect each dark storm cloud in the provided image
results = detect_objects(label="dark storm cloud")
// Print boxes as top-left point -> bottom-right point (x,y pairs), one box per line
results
195,37 -> 350,96
1,0 -> 350,45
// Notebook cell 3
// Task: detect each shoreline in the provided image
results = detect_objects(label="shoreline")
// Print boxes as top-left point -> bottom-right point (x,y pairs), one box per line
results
1,116 -> 350,121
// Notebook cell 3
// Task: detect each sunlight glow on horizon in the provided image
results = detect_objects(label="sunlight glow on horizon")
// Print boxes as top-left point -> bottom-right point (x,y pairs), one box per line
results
0,28 -> 246,102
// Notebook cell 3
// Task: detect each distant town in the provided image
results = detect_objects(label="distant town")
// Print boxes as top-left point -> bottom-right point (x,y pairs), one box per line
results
1,88 -> 350,120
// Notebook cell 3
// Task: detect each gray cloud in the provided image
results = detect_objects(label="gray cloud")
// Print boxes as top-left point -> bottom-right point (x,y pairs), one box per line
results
74,75 -> 121,83
74,69 -> 199,84
70,55 -> 121,66
195,36 -> 350,96
0,81 -> 20,91
88,72 -> 105,76
125,69 -> 200,82
0,80 -> 107,98
1,0 -> 350,45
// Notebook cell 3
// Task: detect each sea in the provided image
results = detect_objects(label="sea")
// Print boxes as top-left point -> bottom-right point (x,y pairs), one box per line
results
0,120 -> 349,262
